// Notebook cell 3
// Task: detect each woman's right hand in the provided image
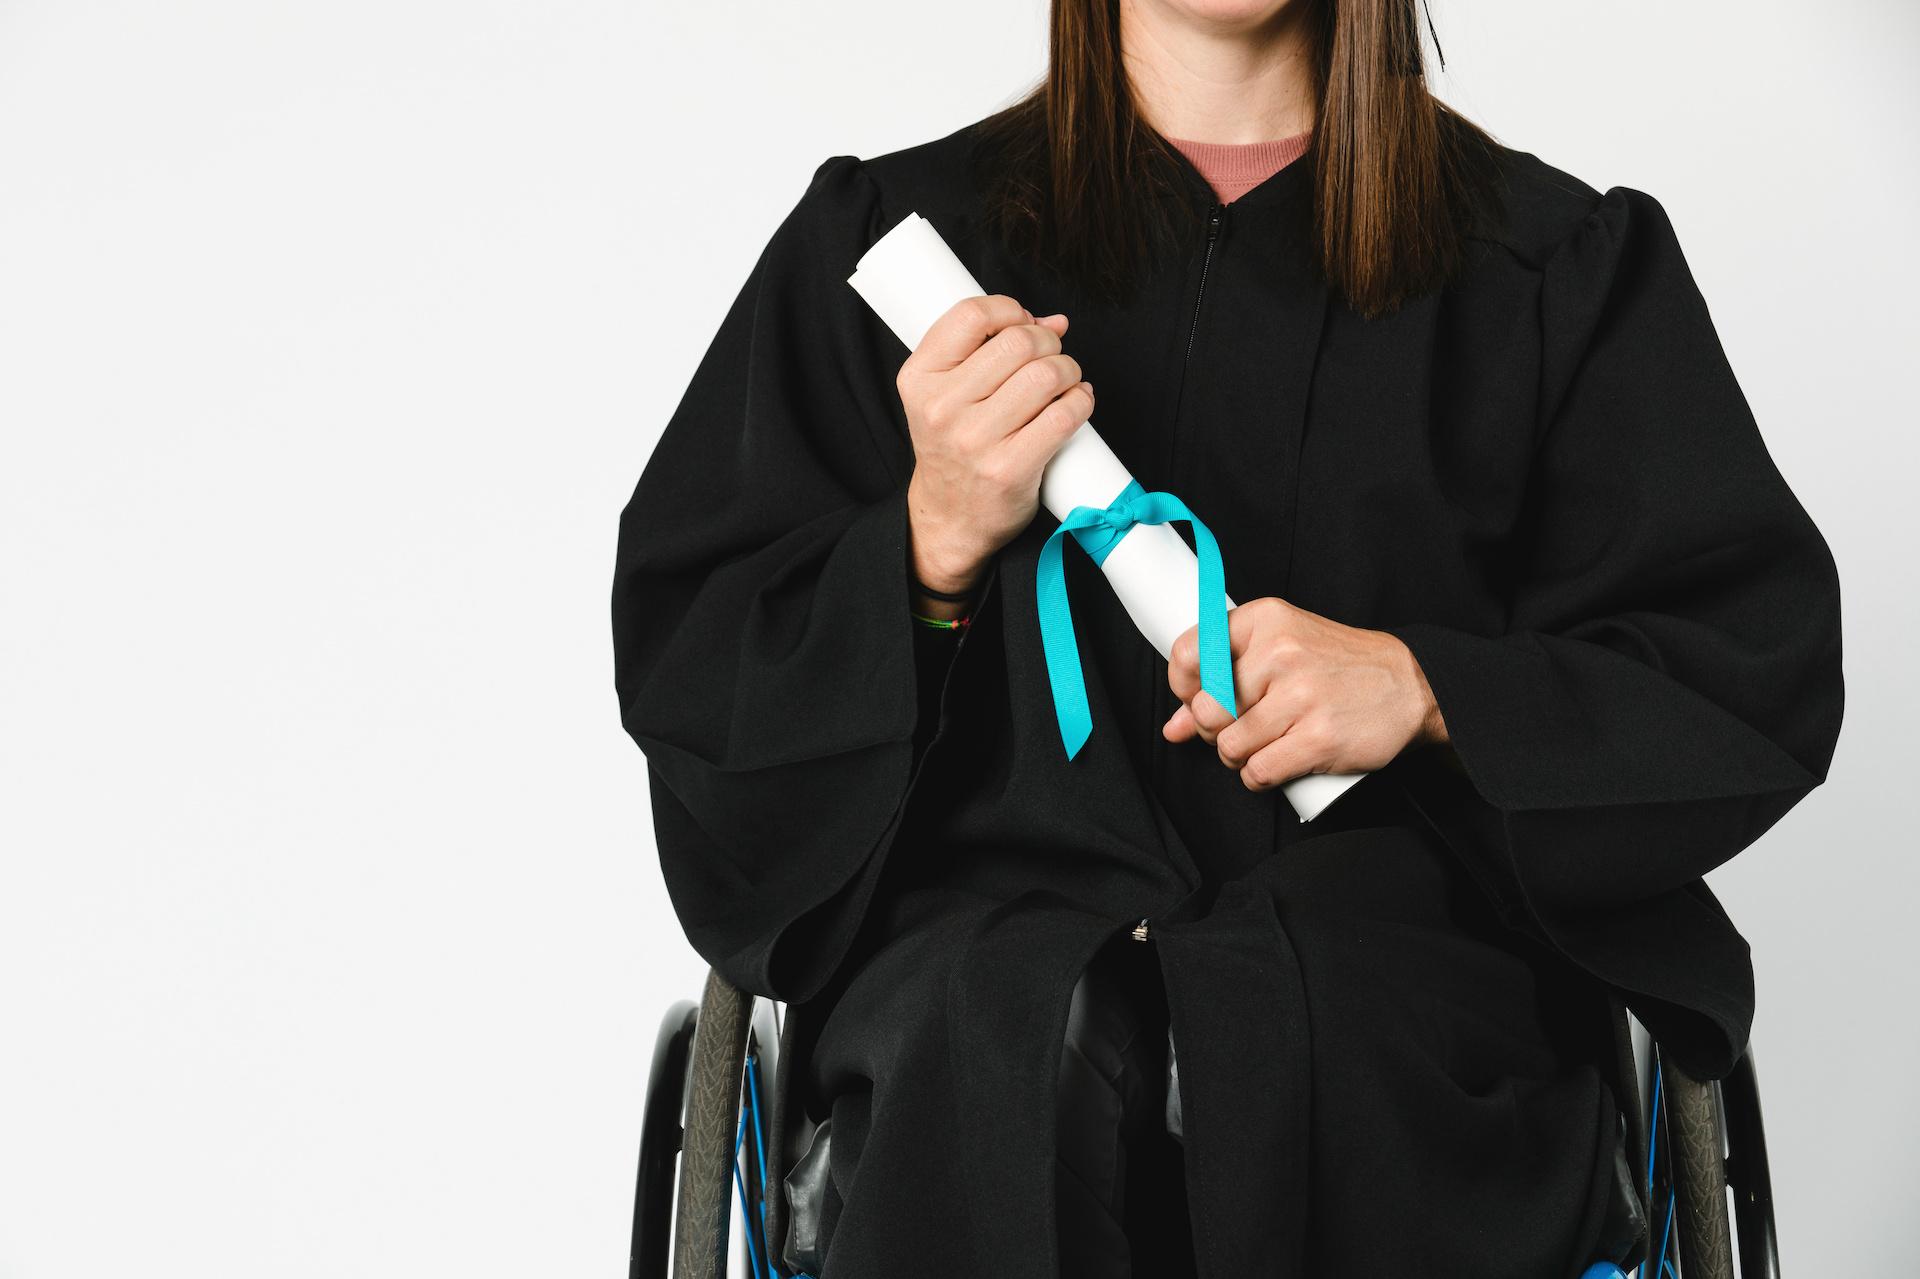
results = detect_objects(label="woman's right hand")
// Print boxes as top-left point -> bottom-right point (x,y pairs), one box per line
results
898,293 -> 1094,597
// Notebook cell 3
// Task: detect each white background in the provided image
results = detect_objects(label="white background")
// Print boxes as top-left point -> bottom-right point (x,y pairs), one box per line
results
1,1 -> 1914,1274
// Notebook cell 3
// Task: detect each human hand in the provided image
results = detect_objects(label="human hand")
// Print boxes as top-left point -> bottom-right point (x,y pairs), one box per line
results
898,295 -> 1093,597
1163,597 -> 1448,792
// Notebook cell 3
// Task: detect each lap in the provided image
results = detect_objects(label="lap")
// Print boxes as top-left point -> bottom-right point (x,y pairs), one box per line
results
793,815 -> 1623,1276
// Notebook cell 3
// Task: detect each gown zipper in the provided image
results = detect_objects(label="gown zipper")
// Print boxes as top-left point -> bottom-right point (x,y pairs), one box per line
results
1183,201 -> 1227,368
1159,199 -> 1227,527
1148,197 -> 1230,843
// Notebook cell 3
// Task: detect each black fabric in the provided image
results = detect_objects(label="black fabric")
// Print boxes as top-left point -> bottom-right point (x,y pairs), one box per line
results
1053,932 -> 1189,1279
910,615 -> 968,770
611,118 -> 1843,1277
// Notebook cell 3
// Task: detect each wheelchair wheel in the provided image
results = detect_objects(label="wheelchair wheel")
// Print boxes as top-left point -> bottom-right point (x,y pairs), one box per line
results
632,970 -> 789,1279
1663,1055 -> 1734,1279
1721,1051 -> 1782,1279
632,999 -> 698,1279
1642,1040 -> 1781,1279
674,969 -> 755,1278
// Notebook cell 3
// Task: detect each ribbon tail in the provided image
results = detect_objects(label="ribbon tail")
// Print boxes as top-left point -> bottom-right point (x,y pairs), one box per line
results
1185,514 -> 1238,718
1035,525 -> 1094,759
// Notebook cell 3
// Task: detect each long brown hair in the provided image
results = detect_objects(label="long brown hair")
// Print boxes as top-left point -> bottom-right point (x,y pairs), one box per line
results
971,0 -> 1501,318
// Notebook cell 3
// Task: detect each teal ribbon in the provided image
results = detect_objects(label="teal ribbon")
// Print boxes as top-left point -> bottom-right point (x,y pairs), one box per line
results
1036,476 -> 1238,760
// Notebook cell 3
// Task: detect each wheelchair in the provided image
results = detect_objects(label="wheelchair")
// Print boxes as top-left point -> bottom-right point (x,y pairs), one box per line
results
629,966 -> 1783,1279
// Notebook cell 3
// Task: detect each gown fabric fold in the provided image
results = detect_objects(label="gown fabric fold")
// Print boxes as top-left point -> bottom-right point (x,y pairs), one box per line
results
611,120 -> 1843,1278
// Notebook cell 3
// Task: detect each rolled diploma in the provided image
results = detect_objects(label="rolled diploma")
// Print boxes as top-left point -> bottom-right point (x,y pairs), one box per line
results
848,211 -> 1365,822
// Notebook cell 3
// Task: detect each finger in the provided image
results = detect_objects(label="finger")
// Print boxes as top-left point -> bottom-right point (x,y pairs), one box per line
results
947,314 -> 1068,410
908,294 -> 1037,374
994,377 -> 1094,481
1213,690 -> 1298,770
976,348 -> 1085,450
1240,729 -> 1322,794
1168,626 -> 1201,703
1186,687 -> 1237,745
1162,699 -> 1198,742
1169,603 -> 1271,709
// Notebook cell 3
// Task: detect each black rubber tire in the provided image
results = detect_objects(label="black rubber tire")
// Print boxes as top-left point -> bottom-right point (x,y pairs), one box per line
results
673,970 -> 753,1279
1665,1058 -> 1735,1279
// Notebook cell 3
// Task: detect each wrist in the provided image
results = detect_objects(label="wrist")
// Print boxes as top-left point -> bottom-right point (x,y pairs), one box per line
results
905,532 -> 984,624
906,490 -> 989,599
1410,662 -> 1447,748
910,545 -> 986,598
1387,632 -> 1448,748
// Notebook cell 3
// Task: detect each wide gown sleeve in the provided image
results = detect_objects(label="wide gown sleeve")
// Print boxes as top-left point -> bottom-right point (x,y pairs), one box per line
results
612,154 -> 982,1004
1383,187 -> 1845,1076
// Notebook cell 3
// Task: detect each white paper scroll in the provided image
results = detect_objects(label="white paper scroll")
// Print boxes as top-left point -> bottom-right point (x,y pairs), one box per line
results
848,212 -> 1365,822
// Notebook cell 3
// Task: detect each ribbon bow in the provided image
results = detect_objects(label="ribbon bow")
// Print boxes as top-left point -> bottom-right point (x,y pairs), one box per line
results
1035,477 -> 1238,759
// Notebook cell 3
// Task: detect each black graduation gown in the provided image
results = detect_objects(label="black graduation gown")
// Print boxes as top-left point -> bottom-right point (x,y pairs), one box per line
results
611,119 -> 1844,1278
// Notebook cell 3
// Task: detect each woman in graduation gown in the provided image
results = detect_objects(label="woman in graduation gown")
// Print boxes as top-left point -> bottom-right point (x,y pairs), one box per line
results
610,0 -> 1845,1273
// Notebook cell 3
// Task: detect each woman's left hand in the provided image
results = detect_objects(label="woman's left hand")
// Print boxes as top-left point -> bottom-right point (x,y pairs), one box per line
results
1164,597 -> 1448,791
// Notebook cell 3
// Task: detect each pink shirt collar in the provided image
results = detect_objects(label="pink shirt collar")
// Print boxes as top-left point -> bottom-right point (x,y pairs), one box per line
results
1163,131 -> 1312,204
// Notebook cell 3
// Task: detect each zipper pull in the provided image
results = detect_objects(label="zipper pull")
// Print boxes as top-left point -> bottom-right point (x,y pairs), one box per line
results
1130,917 -> 1151,942
1206,202 -> 1226,242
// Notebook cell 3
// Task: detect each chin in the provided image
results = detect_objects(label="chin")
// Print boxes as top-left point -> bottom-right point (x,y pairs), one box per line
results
1145,0 -> 1301,29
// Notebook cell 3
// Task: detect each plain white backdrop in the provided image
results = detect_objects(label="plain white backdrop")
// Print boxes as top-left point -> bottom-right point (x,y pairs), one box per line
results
1,1 -> 1914,1274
